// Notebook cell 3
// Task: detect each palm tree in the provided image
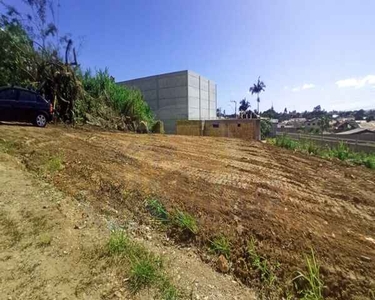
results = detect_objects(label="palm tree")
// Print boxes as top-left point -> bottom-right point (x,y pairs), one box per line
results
249,77 -> 266,114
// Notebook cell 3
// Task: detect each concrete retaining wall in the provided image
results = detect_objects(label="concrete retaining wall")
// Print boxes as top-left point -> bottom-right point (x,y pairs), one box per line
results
118,70 -> 217,134
176,119 -> 260,140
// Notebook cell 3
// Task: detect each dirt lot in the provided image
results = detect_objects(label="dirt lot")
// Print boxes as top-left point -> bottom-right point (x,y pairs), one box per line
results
1,124 -> 374,299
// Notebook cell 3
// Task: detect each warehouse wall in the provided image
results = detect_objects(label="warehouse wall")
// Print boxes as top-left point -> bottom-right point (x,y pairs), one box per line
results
187,71 -> 217,121
118,71 -> 189,133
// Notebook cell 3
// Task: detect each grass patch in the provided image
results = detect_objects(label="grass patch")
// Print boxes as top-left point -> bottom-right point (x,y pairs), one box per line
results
210,235 -> 231,259
106,230 -> 180,297
0,139 -> 16,154
0,211 -> 23,246
247,237 -> 278,286
293,249 -> 324,300
271,135 -> 375,170
174,210 -> 198,235
146,198 -> 169,223
45,154 -> 64,173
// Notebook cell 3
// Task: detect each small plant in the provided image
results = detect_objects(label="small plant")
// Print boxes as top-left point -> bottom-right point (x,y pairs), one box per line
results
0,139 -> 16,154
159,278 -> 181,300
174,210 -> 198,235
129,257 -> 160,293
108,230 -> 130,255
293,249 -> 324,300
210,235 -> 231,259
45,154 -> 64,173
146,198 -> 169,223
247,237 -> 278,285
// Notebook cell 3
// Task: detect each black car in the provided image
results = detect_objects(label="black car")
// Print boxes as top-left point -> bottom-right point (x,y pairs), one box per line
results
0,86 -> 53,127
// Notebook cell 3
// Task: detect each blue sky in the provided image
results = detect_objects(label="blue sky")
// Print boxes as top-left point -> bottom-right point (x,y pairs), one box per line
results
8,0 -> 375,113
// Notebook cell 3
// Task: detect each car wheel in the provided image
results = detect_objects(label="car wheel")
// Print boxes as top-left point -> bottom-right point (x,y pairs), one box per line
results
35,114 -> 47,127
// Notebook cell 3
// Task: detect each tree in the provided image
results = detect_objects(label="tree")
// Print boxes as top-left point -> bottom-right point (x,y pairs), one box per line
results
366,115 -> 375,122
284,107 -> 288,114
313,105 -> 321,113
239,98 -> 250,112
319,115 -> 330,133
354,109 -> 365,120
249,76 -> 266,114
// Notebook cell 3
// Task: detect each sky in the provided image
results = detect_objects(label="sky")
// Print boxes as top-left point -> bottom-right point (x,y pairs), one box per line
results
7,0 -> 375,114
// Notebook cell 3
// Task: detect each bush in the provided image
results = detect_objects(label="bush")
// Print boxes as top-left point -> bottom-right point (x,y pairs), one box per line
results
76,69 -> 154,126
273,136 -> 375,170
260,119 -> 272,140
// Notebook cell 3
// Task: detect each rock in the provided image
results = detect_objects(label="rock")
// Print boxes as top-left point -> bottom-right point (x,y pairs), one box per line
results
360,255 -> 371,262
217,255 -> 230,273
151,120 -> 165,134
138,121 -> 148,133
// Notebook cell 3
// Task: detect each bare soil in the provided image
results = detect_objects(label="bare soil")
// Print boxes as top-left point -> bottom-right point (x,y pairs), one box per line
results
0,124 -> 374,299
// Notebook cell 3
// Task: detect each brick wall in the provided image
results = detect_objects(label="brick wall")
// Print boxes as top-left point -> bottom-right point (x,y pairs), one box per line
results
176,119 -> 260,140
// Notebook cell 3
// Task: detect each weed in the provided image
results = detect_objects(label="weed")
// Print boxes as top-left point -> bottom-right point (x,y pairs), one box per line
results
174,210 -> 198,235
129,257 -> 160,293
0,139 -> 16,154
247,237 -> 278,285
45,154 -> 64,173
210,235 -> 231,259
146,198 -> 169,223
293,249 -> 324,300
38,233 -> 52,247
159,277 -> 180,300
108,230 -> 130,255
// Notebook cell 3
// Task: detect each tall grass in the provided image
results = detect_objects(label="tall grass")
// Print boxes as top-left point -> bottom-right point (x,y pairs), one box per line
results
75,69 -> 154,125
271,135 -> 375,170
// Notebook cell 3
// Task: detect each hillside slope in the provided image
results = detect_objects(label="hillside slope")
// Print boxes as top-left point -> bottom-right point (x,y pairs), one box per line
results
0,124 -> 374,299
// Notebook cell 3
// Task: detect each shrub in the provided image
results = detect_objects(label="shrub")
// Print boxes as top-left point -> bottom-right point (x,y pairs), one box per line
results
76,69 -> 154,125
174,210 -> 198,235
146,198 -> 169,223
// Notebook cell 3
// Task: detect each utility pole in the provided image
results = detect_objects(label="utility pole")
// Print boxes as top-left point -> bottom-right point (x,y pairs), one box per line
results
230,100 -> 237,118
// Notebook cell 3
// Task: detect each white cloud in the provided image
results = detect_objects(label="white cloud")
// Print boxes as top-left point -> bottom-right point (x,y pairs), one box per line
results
291,83 -> 315,92
335,75 -> 375,89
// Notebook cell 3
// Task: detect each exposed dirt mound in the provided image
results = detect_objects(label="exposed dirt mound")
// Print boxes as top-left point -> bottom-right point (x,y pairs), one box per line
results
0,124 -> 374,299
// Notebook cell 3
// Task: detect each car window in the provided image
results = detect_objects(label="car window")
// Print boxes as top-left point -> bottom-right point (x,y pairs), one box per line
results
18,90 -> 37,102
0,89 -> 17,101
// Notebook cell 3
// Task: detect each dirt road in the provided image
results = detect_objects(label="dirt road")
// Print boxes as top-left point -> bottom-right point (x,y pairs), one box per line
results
0,124 -> 374,299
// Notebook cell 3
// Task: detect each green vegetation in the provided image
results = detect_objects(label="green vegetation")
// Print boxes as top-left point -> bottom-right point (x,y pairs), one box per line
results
247,237 -> 278,286
0,139 -> 16,154
260,119 -> 272,139
107,230 -> 180,297
45,154 -> 64,173
145,197 -> 199,238
174,210 -> 199,235
129,258 -> 160,292
270,135 -> 375,169
210,235 -> 231,259
76,69 -> 154,126
293,249 -> 324,300
146,198 -> 169,223
0,2 -> 154,126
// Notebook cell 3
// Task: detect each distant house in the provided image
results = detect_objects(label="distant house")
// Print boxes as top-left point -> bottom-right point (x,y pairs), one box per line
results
358,121 -> 375,131
304,118 -> 321,130
335,120 -> 359,133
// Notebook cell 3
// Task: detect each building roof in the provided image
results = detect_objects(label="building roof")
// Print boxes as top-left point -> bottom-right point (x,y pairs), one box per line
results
359,121 -> 375,131
336,128 -> 375,135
